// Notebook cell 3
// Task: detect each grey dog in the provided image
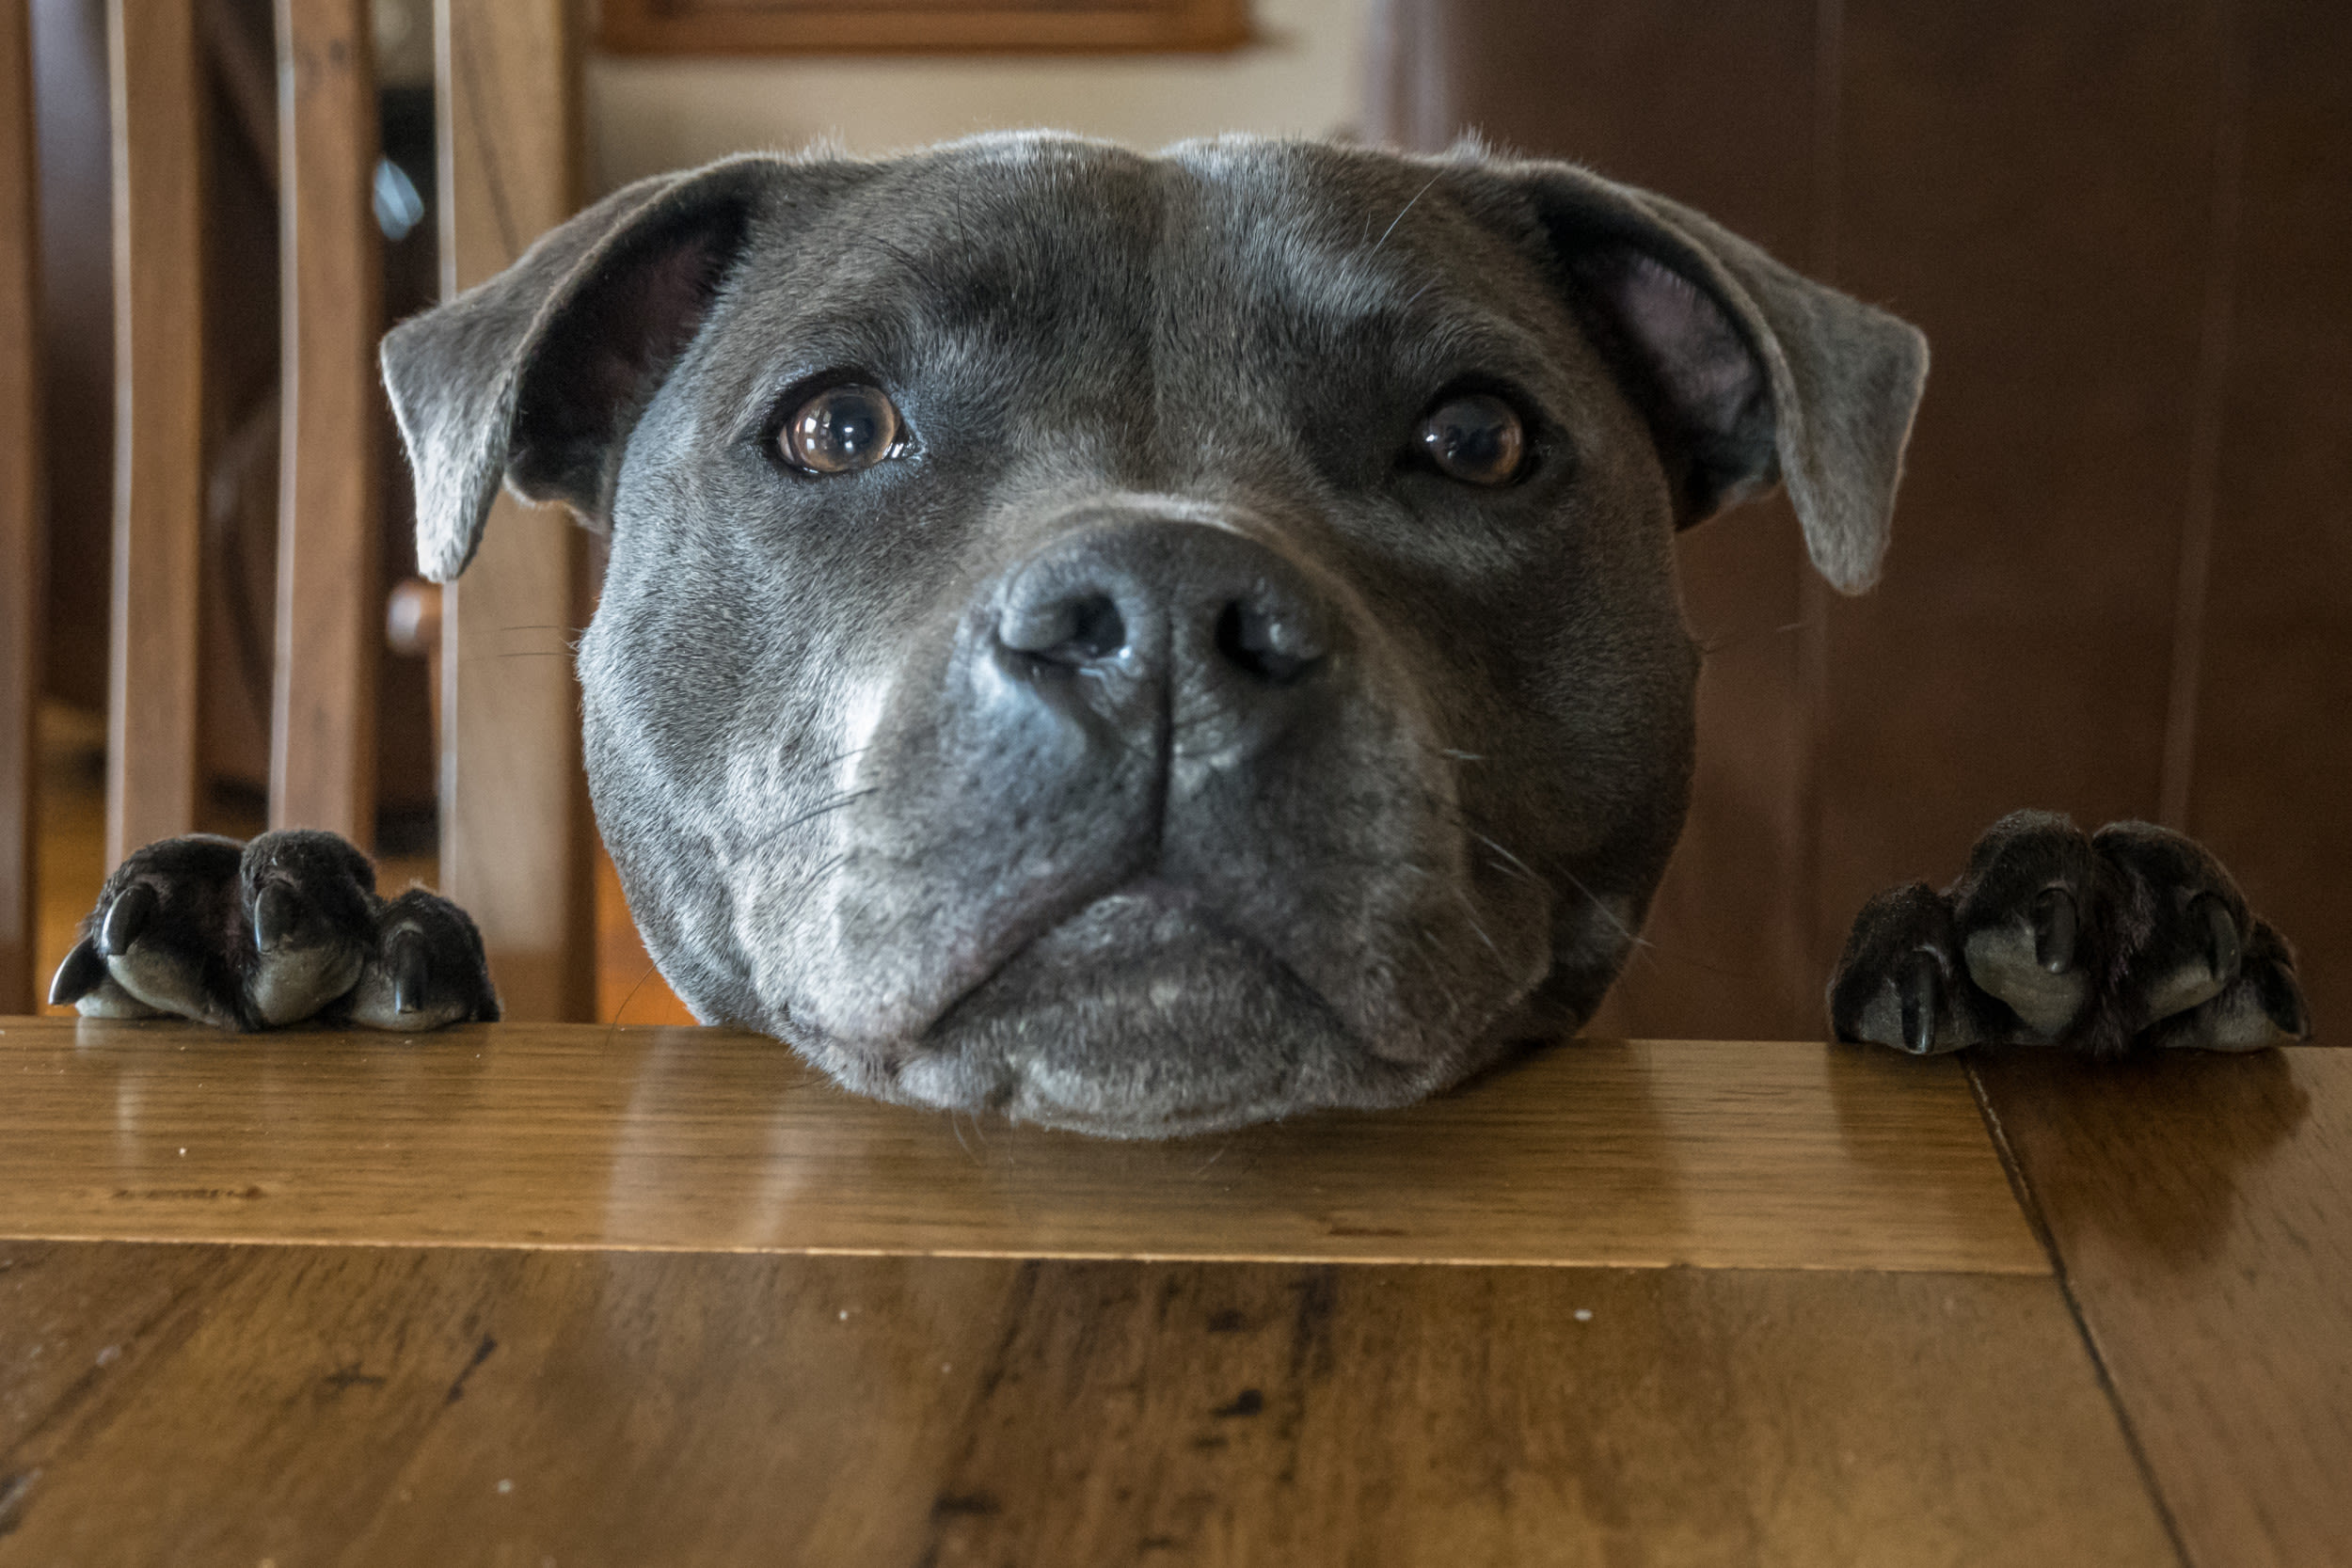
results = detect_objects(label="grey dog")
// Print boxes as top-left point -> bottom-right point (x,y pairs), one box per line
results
53,135 -> 2311,1135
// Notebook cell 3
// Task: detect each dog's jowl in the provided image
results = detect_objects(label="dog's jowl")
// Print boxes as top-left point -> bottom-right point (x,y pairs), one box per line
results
56,135 -> 2309,1133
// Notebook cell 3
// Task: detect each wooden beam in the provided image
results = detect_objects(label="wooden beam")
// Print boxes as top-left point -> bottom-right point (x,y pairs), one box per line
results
267,0 -> 379,844
434,0 -> 594,1022
103,0 -> 204,868
0,0 -> 40,1013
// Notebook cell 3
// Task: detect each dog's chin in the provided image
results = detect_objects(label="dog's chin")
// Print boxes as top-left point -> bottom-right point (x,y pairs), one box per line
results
821,886 -> 1470,1138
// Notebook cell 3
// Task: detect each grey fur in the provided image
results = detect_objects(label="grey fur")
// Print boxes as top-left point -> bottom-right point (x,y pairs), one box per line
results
380,134 -> 1928,1136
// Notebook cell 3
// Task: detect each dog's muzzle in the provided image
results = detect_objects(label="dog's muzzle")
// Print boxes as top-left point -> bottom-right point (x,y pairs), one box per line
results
980,519 -> 1341,766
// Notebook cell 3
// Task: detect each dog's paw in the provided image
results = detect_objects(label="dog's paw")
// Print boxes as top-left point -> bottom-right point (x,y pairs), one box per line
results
344,888 -> 501,1030
49,831 -> 498,1031
1829,810 -> 2311,1056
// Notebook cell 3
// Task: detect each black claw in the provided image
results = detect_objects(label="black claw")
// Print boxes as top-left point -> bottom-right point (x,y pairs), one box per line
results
98,882 -> 157,957
2030,887 -> 2077,974
1897,949 -> 1942,1054
254,883 -> 302,950
389,932 -> 429,1016
2197,895 -> 2241,982
49,938 -> 108,1006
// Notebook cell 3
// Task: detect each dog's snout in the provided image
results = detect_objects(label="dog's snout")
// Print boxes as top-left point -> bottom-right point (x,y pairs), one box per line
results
998,591 -> 1131,670
988,520 -> 1336,747
1214,599 -> 1324,686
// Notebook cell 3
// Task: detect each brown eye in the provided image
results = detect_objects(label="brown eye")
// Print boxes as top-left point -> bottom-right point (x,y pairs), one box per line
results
782,383 -> 902,474
1418,392 -> 1526,485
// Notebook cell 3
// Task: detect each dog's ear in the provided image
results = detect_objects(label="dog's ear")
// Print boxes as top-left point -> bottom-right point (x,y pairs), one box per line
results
381,156 -> 786,581
1472,160 -> 1928,594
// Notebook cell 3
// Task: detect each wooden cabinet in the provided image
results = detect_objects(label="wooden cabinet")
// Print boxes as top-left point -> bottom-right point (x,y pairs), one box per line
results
1370,0 -> 2352,1044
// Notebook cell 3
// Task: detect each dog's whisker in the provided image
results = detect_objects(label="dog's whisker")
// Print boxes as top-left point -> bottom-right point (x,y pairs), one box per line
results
1696,614 -> 1820,657
805,740 -> 878,774
1470,830 -> 1542,887
1370,171 -> 1444,257
1414,927 -> 1469,1023
733,791 -> 877,864
604,959 -> 665,1043
1553,863 -> 1640,949
1451,887 -> 1509,975
1190,1137 -> 1233,1178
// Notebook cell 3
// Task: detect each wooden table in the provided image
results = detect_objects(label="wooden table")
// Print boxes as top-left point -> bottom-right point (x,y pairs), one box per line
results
0,1020 -> 2344,1566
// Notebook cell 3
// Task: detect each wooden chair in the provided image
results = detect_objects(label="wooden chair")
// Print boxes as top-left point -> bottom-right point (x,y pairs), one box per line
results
0,0 -> 596,1020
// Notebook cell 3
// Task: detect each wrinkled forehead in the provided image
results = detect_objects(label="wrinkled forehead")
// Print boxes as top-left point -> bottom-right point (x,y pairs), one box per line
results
714,138 -> 1558,401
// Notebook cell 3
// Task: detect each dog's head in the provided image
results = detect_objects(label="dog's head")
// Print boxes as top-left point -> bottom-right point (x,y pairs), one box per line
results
382,135 -> 1925,1135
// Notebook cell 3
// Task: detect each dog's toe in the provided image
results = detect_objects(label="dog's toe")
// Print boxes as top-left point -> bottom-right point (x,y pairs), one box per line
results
346,889 -> 500,1031
1961,885 -> 2089,1040
1828,882 -> 1991,1054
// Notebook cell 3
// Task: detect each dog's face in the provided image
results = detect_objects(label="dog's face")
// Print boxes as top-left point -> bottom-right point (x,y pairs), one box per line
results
384,135 -> 1924,1135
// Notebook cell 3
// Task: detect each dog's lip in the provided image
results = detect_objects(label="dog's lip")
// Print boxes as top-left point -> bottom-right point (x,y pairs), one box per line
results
915,869 -> 1331,1045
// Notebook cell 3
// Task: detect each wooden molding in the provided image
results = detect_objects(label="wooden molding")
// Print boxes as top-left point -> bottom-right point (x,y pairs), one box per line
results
0,0 -> 40,1013
596,0 -> 1251,56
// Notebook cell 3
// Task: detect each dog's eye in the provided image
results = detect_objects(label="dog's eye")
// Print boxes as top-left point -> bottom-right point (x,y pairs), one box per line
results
781,384 -> 903,475
1418,393 -> 1526,486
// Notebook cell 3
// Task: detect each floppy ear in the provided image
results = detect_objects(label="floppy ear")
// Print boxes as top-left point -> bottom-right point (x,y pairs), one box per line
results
380,155 -> 785,581
1467,158 -> 1928,594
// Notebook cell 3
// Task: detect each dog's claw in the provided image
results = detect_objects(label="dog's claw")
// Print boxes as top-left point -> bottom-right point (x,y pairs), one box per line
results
49,938 -> 107,1006
99,882 -> 156,957
389,932 -> 429,1016
1897,949 -> 1941,1054
2030,887 -> 2077,974
2196,894 -> 2240,983
254,883 -> 301,950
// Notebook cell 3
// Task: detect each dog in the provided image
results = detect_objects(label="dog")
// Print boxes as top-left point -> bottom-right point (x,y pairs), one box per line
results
51,135 -> 2311,1135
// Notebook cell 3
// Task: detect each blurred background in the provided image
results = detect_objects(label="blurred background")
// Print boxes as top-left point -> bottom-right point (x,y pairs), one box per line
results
16,0 -> 2349,1041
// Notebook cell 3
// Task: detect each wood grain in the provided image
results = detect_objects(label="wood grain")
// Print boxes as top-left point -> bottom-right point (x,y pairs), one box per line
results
434,0 -> 596,1021
0,0 -> 38,1016
267,0 -> 381,844
1816,0 -> 2226,968
0,1244 -> 2169,1565
1976,1046 -> 2352,1568
0,1022 -> 2043,1272
2178,0 -> 2352,1044
103,0 -> 206,868
1367,0 -> 2352,1051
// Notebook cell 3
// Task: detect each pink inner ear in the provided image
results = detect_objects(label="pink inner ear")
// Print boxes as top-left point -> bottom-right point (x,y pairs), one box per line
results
1586,249 -> 1763,436
509,213 -> 742,516
582,230 -> 733,417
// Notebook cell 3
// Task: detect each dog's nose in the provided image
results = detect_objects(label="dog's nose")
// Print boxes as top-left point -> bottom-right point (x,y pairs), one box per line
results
990,520 -> 1334,749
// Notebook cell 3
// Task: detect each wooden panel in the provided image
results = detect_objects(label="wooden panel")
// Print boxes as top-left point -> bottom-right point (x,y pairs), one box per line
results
435,0 -> 596,1021
103,0 -> 206,867
267,0 -> 381,843
1815,0 -> 2225,965
597,0 -> 1250,55
1975,1047 -> 2352,1568
0,0 -> 37,1016
0,1244 -> 2169,1564
1366,0 -> 1829,1042
0,1022 -> 2043,1272
2180,0 -> 2352,1041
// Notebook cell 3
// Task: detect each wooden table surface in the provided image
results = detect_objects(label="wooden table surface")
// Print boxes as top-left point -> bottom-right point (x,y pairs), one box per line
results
0,1019 -> 2344,1567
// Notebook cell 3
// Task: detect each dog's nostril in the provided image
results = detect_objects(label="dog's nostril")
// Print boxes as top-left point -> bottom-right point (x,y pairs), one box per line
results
1002,593 -> 1128,668
1216,599 -> 1325,686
